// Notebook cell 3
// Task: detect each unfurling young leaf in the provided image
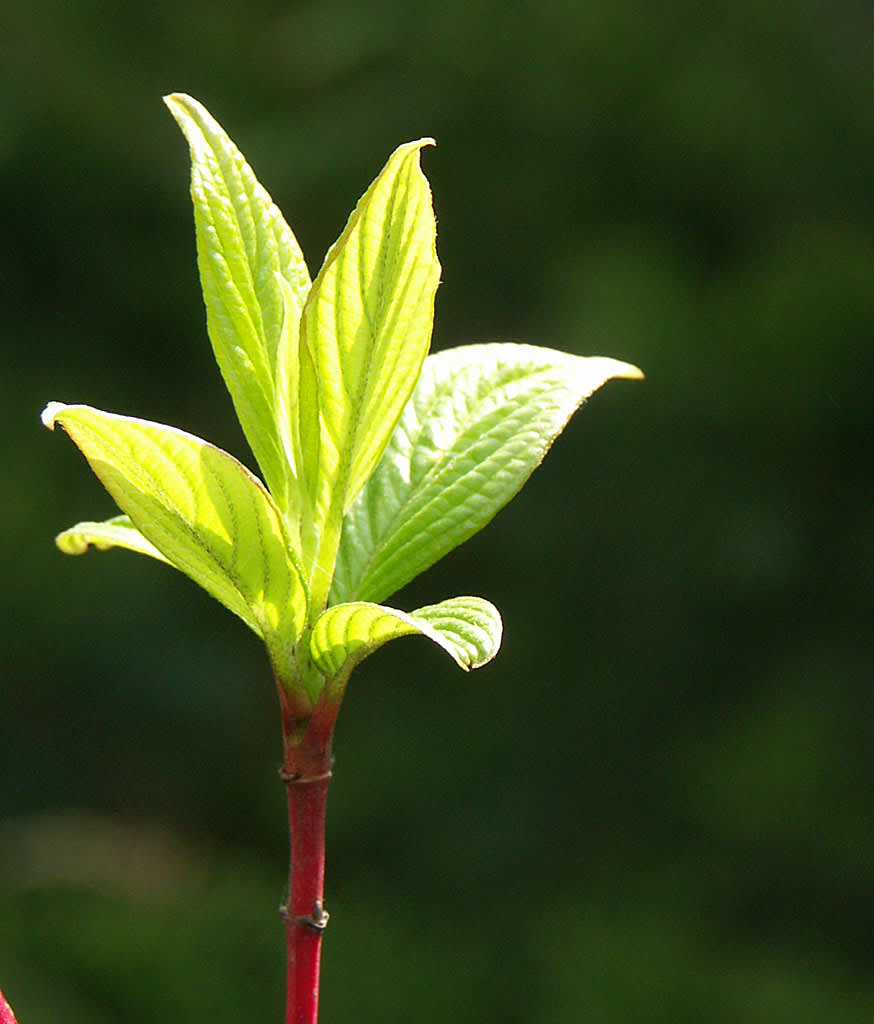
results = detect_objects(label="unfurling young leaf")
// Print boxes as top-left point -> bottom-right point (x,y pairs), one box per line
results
311,596 -> 502,686
56,514 -> 168,561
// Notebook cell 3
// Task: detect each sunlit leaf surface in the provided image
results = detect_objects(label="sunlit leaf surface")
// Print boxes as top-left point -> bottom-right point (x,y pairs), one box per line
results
333,344 -> 642,604
165,93 -> 311,513
297,139 -> 440,598
42,403 -> 306,648
311,595 -> 501,680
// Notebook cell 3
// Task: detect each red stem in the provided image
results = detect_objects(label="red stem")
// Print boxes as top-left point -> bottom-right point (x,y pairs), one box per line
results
0,988 -> 19,1024
280,691 -> 337,1024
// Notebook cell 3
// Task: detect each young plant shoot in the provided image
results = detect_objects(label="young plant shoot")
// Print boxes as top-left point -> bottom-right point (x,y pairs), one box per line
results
37,95 -> 642,1024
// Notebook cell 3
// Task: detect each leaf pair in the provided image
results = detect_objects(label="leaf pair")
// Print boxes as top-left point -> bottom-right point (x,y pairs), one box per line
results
43,95 -> 641,714
163,96 -> 439,590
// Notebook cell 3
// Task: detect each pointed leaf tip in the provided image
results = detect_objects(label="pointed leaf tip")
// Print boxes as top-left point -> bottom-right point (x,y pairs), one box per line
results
41,401 -> 67,430
600,357 -> 644,381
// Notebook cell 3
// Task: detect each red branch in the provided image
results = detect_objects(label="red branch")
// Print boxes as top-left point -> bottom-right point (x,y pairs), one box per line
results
0,988 -> 19,1024
279,690 -> 338,1024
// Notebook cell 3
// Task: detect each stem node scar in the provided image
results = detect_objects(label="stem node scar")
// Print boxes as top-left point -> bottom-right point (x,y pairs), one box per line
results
297,900 -> 330,932
277,901 -> 329,930
279,765 -> 334,786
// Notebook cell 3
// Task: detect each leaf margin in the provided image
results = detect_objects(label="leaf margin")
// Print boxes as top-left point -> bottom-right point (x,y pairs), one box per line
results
42,401 -> 307,655
296,137 -> 441,608
310,595 -> 502,683
332,343 -> 643,604
164,92 -> 311,513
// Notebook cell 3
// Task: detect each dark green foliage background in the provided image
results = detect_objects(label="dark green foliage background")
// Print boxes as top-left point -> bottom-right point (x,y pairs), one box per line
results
2,1 -> 873,1020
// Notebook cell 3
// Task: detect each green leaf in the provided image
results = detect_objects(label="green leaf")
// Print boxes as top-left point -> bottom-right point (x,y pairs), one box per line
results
297,138 -> 440,603
272,273 -> 313,555
42,403 -> 306,661
164,93 -> 311,511
56,514 -> 169,562
332,343 -> 643,604
310,596 -> 501,682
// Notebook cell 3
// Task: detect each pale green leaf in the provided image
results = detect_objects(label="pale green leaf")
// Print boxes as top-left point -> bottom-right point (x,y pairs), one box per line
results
56,514 -> 169,562
164,93 -> 311,510
42,403 -> 306,658
298,139 -> 440,601
310,595 -> 501,681
409,596 -> 503,670
332,343 -> 643,604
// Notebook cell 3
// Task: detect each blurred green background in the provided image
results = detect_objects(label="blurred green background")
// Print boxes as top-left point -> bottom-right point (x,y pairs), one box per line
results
2,0 -> 873,1020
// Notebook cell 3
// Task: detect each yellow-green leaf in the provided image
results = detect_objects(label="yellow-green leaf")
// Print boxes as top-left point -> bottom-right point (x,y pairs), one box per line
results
165,93 -> 311,513
310,596 -> 501,682
333,343 -> 643,603
56,514 -> 169,562
298,139 -> 440,605
42,403 -> 306,661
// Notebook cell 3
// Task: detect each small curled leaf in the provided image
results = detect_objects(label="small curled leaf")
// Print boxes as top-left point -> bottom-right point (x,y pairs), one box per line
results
311,595 -> 502,682
56,515 -> 169,561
